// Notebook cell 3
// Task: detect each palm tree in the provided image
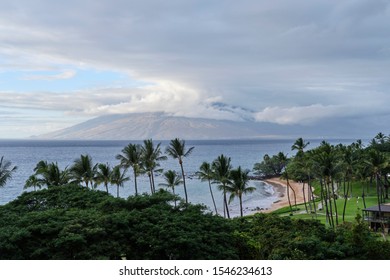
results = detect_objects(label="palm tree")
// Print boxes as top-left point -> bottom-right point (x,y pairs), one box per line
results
291,137 -> 310,156
364,149 -> 388,234
166,138 -> 194,204
312,142 -> 341,227
196,161 -> 218,215
0,156 -> 17,188
226,166 -> 256,217
159,170 -> 183,207
141,139 -> 167,194
111,165 -> 130,198
70,154 -> 97,188
33,160 -> 49,174
34,161 -> 69,187
212,154 -> 232,219
116,143 -> 142,195
303,151 -> 318,214
277,152 -> 296,215
95,163 -> 112,193
374,132 -> 388,145
339,145 -> 360,222
24,174 -> 42,191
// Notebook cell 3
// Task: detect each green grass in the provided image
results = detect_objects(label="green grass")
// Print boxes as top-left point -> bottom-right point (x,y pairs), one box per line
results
270,179 -> 385,225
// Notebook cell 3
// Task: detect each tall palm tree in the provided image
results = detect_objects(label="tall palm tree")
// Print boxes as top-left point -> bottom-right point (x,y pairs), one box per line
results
116,143 -> 142,196
212,154 -> 232,219
302,151 -> 318,214
277,152 -> 296,215
0,156 -> 17,188
166,138 -> 194,204
141,139 -> 167,194
24,174 -> 42,191
95,163 -> 112,193
374,132 -> 388,145
313,142 -> 341,228
196,161 -> 218,215
291,137 -> 310,156
226,166 -> 256,217
364,149 -> 388,234
111,165 -> 130,198
159,170 -> 183,207
70,154 -> 97,188
34,161 -> 69,187
339,145 -> 359,222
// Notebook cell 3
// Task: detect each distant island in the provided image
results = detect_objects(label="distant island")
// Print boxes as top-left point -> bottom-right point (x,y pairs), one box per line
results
35,112 -> 299,140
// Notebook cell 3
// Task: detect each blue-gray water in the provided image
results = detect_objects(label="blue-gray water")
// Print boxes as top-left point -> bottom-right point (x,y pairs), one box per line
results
0,139 -> 356,216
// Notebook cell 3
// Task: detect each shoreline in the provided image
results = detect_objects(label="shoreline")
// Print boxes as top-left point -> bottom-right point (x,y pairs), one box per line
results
260,177 -> 306,213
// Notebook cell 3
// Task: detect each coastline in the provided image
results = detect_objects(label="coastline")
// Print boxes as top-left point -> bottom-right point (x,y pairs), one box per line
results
260,177 -> 306,213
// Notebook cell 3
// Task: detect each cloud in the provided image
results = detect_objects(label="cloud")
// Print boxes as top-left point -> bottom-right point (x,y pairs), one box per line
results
21,70 -> 76,81
0,0 -> 390,138
254,104 -> 342,125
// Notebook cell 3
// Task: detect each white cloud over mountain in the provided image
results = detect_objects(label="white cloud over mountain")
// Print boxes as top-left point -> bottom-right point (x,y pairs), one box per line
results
0,0 -> 389,138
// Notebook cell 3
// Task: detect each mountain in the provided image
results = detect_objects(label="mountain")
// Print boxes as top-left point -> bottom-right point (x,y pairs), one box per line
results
36,112 -> 288,140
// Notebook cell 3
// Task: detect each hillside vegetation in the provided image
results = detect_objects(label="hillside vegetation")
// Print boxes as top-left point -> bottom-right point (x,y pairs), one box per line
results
0,185 -> 390,260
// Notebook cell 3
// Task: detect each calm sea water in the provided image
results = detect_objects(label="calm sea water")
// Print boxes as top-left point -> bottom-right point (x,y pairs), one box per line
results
0,139 -> 354,216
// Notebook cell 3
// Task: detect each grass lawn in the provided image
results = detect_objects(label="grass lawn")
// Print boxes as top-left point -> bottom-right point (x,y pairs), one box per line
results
270,180 -> 387,225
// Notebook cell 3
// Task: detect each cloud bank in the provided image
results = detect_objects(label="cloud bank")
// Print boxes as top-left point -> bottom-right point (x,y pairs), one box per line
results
0,0 -> 389,138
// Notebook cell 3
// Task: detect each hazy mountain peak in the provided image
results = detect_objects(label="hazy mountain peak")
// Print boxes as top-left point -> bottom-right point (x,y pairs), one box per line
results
36,112 -> 280,140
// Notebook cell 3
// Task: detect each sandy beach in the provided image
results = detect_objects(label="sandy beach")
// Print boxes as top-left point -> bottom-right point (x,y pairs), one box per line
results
261,177 -> 307,213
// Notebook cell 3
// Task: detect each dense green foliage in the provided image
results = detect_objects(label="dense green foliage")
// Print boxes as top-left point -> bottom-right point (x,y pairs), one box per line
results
0,185 -> 238,260
238,213 -> 390,260
1,185 -> 390,260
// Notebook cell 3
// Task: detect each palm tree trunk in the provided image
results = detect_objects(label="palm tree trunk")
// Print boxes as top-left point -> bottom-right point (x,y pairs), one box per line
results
117,184 -> 120,198
342,179 -> 350,222
321,180 -> 331,226
239,195 -> 243,217
302,182 -> 308,213
308,176 -> 316,215
133,167 -> 138,196
223,186 -> 230,219
327,181 -> 335,228
148,173 -> 153,194
151,171 -> 156,193
320,179 -> 325,212
362,180 -> 367,209
180,162 -> 189,204
208,179 -> 218,215
332,180 -> 338,226
286,175 -> 297,210
286,179 -> 293,215
105,182 -> 109,194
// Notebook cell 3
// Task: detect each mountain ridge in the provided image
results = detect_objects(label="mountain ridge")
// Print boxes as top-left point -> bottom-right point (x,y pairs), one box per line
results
36,112 -> 288,140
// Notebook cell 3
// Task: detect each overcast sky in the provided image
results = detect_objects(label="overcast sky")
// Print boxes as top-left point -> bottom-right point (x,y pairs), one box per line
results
0,0 -> 389,139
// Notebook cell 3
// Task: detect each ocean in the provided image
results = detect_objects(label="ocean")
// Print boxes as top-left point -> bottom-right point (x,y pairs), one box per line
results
0,139 -> 355,217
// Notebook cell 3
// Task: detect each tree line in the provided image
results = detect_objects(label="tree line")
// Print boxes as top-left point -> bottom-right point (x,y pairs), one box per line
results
1,133 -> 389,221
253,132 -> 390,230
18,138 -> 256,218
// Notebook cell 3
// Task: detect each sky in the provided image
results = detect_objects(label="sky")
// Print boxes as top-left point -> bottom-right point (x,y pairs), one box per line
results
0,0 -> 389,139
